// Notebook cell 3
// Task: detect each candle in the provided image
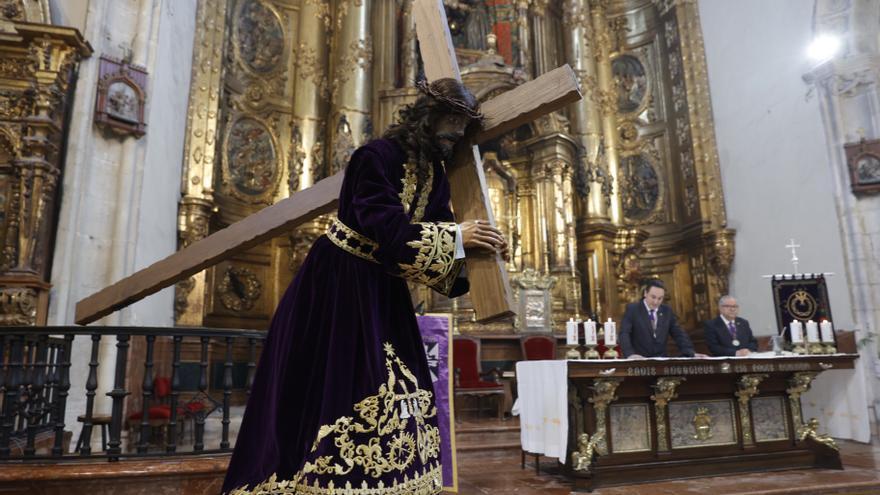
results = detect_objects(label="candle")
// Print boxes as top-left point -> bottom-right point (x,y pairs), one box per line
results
805,320 -> 819,343
566,318 -> 578,345
604,318 -> 616,346
584,320 -> 597,345
820,320 -> 834,343
790,320 -> 803,343
592,252 -> 599,281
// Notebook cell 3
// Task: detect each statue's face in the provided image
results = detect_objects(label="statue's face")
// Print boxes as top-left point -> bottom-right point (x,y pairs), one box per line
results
431,112 -> 469,161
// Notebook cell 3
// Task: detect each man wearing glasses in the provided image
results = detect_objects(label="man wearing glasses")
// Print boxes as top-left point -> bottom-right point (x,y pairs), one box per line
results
704,295 -> 758,357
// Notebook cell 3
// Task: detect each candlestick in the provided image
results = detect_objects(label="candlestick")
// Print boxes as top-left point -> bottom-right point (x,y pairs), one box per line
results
592,252 -> 599,281
806,320 -> 823,354
566,318 -> 578,346
583,320 -> 599,359
603,318 -> 618,359
565,318 -> 581,359
584,320 -> 597,345
790,320 -> 805,355
820,320 -> 837,353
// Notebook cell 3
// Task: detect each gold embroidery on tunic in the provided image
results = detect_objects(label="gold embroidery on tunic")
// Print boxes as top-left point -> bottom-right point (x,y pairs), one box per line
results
398,162 -> 433,223
226,343 -> 442,495
228,463 -> 442,495
300,342 -> 439,478
327,217 -> 379,263
398,222 -> 457,286
399,162 -> 416,216
427,259 -> 465,296
327,218 -> 460,295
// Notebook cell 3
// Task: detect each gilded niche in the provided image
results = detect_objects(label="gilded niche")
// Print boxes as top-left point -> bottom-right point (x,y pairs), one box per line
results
225,117 -> 279,199
236,0 -> 285,74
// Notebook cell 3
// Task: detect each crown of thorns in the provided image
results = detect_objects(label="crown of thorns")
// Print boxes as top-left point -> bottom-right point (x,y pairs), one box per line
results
415,79 -> 483,121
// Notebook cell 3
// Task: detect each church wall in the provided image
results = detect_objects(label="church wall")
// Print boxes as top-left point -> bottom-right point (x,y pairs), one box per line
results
699,0 -> 855,333
806,0 -> 880,437
48,0 -> 89,32
700,0 -> 874,441
46,0 -> 198,441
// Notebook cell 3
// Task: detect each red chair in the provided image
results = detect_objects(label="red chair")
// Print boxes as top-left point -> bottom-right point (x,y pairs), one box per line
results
452,337 -> 505,419
128,377 -> 176,422
520,334 -> 557,360
128,377 -> 211,447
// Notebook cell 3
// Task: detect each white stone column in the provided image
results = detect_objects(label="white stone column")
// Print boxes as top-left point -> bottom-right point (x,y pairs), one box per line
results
47,0 -> 198,447
802,0 -> 880,440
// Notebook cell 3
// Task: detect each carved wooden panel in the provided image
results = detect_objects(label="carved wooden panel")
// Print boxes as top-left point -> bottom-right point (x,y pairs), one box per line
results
0,21 -> 90,325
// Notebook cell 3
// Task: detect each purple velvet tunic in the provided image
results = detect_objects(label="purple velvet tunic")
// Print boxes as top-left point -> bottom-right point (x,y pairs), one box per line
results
222,139 -> 466,494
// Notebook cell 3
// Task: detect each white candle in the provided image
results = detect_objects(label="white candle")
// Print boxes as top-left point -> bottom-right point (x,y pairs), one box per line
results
604,318 -> 616,346
592,252 -> 599,281
806,320 -> 819,343
820,320 -> 834,343
584,320 -> 597,345
790,320 -> 803,343
566,318 -> 578,345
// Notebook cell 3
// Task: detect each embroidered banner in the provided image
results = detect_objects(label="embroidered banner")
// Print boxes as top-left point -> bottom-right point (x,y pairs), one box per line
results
771,274 -> 835,344
417,313 -> 458,493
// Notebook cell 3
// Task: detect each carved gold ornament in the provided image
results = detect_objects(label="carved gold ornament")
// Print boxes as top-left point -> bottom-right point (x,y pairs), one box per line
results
588,377 -> 622,455
797,418 -> 838,451
691,406 -> 713,441
736,373 -> 767,445
216,265 -> 262,311
651,377 -> 685,451
571,432 -> 600,472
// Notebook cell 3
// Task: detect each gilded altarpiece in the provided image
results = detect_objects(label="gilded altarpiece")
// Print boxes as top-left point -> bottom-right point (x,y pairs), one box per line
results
0,1 -> 91,325
176,0 -> 733,350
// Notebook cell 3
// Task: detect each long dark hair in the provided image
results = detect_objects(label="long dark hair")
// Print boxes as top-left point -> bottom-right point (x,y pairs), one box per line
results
383,78 -> 481,183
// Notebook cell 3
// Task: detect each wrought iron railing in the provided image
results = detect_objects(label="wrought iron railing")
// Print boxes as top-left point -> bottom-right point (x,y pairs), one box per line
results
0,326 -> 265,461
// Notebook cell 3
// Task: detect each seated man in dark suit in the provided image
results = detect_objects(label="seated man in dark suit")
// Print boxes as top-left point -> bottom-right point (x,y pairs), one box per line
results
620,279 -> 704,359
703,295 -> 758,357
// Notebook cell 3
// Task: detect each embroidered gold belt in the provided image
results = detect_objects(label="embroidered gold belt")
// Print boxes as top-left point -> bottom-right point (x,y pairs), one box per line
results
327,217 -> 379,263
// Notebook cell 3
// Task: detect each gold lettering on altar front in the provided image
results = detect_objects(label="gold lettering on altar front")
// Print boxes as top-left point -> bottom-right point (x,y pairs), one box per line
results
750,363 -> 775,373
624,360 -> 814,378
662,365 -> 716,376
777,362 -> 812,372
627,367 -> 657,376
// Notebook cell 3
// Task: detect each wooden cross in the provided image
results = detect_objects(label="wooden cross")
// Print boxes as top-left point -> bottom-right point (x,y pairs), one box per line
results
74,0 -> 581,325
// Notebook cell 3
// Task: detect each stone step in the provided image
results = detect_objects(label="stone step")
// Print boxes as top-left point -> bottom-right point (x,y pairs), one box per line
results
454,419 -> 521,452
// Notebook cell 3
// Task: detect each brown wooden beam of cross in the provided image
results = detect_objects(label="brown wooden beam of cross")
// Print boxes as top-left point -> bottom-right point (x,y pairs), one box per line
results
74,0 -> 581,326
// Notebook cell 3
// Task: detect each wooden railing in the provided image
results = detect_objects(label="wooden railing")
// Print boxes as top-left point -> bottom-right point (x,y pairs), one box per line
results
0,326 -> 265,461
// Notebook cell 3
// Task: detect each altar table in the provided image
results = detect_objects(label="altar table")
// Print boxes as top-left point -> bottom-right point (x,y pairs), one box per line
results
516,353 -> 857,491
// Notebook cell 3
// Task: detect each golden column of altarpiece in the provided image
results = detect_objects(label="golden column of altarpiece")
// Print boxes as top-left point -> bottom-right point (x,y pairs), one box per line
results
0,1 -> 91,326
174,0 -> 734,343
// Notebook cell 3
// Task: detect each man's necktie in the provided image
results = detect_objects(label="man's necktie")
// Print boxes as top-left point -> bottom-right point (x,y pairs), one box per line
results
649,309 -> 657,338
728,321 -> 737,339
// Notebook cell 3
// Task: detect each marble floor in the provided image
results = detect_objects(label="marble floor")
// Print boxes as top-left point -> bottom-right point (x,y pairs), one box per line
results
455,422 -> 880,495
